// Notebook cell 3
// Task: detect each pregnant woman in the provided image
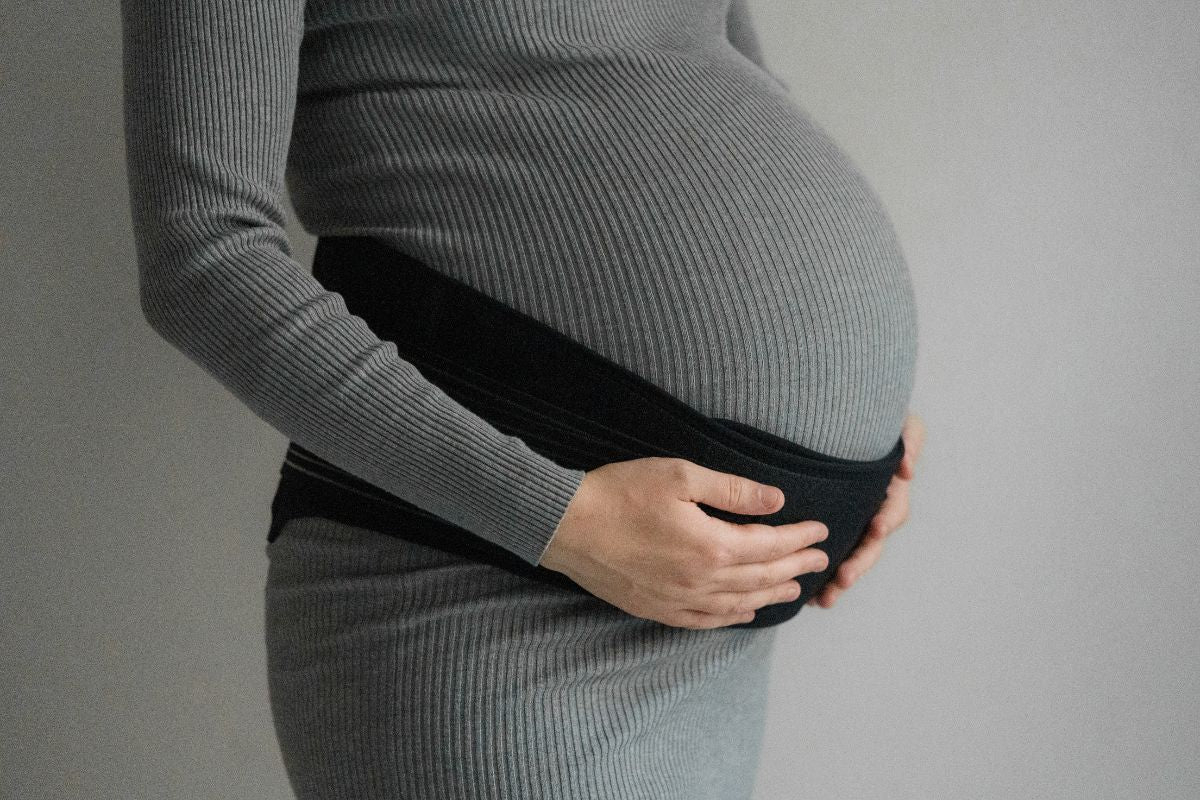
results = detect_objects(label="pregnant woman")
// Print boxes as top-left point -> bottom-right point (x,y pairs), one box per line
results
121,0 -> 924,797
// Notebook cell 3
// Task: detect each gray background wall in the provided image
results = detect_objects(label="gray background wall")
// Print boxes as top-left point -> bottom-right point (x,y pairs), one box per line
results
3,1 -> 1197,798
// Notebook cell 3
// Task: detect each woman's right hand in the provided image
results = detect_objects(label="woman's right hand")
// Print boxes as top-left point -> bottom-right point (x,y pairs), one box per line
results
538,457 -> 830,629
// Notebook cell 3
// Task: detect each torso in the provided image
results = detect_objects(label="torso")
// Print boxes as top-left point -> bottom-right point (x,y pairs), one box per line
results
286,0 -> 918,460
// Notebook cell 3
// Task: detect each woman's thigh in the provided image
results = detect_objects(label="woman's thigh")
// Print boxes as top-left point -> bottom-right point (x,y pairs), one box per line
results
264,516 -> 778,800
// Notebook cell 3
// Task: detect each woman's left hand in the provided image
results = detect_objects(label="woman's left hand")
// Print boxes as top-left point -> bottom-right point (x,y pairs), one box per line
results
809,411 -> 926,608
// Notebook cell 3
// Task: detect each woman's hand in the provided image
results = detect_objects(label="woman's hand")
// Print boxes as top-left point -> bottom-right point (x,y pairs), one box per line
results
540,456 -> 832,629
809,411 -> 926,608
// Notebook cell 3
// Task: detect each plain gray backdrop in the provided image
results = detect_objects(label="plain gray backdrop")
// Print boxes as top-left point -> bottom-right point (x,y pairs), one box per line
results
3,1 -> 1197,798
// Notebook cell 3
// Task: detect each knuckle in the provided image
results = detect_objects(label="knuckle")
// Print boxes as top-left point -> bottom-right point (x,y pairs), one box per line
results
798,551 -> 825,574
673,568 -> 701,593
771,566 -> 794,592
703,541 -> 730,567
711,596 -> 741,616
683,550 -> 716,581
754,524 -> 784,559
667,458 -> 693,486
647,578 -> 680,604
725,474 -> 744,509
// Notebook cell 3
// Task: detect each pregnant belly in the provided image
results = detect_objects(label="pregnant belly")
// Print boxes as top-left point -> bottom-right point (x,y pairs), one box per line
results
291,64 -> 918,461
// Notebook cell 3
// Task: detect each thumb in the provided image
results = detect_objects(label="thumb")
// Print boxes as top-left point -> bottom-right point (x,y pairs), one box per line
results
674,461 -> 784,515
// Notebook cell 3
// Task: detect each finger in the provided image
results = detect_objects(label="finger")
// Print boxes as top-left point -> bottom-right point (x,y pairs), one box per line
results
897,413 -> 926,478
713,546 -> 830,592
862,483 -> 902,541
832,537 -> 885,589
870,480 -> 910,538
672,460 -> 785,516
716,518 -> 829,565
813,583 -> 842,607
896,432 -> 915,478
701,579 -> 803,617
871,489 -> 905,535
908,413 -> 926,459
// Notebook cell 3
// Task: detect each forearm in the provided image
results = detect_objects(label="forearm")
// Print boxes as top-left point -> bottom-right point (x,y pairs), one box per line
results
121,0 -> 586,565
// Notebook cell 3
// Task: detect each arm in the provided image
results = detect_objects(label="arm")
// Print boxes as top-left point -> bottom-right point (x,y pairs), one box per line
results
725,0 -> 790,91
119,0 -> 586,565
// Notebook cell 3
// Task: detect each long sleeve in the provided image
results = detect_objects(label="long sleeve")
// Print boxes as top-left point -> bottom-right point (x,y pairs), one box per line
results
119,0 -> 587,566
726,0 -> 790,90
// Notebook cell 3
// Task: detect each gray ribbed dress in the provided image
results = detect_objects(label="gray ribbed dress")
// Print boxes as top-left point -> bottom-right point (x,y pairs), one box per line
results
119,0 -> 918,796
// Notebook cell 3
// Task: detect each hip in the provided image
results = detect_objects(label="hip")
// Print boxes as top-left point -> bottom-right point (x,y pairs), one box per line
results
264,516 -> 778,797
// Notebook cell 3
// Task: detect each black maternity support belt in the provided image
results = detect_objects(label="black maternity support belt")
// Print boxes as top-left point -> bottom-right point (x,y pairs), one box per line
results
267,236 -> 904,629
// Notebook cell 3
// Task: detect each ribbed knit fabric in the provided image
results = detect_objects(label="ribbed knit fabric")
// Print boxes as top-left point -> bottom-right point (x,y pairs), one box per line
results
122,1 -> 919,795
119,0 -> 919,569
265,516 -> 779,800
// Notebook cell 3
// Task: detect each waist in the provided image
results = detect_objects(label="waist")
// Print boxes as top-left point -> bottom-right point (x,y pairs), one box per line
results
268,236 -> 904,629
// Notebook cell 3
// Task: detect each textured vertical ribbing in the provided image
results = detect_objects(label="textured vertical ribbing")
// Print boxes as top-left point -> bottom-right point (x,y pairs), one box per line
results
265,517 -> 777,799
119,0 -> 586,566
120,0 -> 918,563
